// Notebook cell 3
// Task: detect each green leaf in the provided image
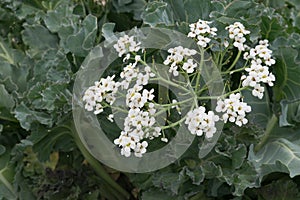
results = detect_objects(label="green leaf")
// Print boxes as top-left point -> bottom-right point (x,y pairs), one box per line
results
44,2 -> 76,33
141,189 -> 174,200
28,124 -> 75,161
102,23 -> 117,44
272,34 -> 300,101
22,24 -> 58,57
0,148 -> 16,199
141,2 -> 174,27
279,99 -> 300,127
0,84 -> 14,109
152,170 -> 185,195
112,0 -> 146,20
260,15 -> 287,41
249,134 -> 300,179
257,179 -> 300,200
182,0 -> 213,22
65,14 -> 97,57
183,166 -> 205,185
14,102 -> 52,130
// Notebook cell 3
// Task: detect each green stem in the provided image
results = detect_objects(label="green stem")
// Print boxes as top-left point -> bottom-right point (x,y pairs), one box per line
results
0,115 -> 18,123
195,48 -> 204,95
226,50 -> 241,72
67,123 -> 130,199
222,66 -> 246,75
0,42 -> 14,65
0,168 -> 16,197
254,114 -> 278,152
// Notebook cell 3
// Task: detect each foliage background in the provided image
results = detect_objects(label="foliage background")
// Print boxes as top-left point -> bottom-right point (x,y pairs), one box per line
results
1,0 -> 300,199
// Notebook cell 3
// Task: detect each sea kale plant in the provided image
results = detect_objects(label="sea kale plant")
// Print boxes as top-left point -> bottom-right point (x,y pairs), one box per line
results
82,20 -> 275,159
1,0 -> 300,200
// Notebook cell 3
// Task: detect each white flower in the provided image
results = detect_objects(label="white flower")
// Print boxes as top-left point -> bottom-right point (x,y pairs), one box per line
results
226,22 -> 250,51
182,59 -> 197,73
107,114 -> 114,122
241,39 -> 276,99
113,35 -> 141,57
224,40 -> 229,48
252,84 -> 264,99
134,141 -> 148,157
197,35 -> 211,48
161,137 -> 168,143
188,19 -> 217,48
164,46 -> 198,76
216,93 -> 251,126
185,106 -> 219,138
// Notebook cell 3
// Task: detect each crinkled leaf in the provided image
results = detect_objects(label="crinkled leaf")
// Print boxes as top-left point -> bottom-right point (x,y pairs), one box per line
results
44,2 -> 75,32
65,14 -> 97,57
152,172 -> 182,195
14,102 -> 52,130
141,2 -> 174,27
22,24 -> 58,57
183,166 -> 204,185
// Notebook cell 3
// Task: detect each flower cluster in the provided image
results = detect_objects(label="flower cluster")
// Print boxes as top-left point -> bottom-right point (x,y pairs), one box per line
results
82,20 -> 277,158
83,75 -> 119,115
187,19 -> 217,48
111,35 -> 164,157
185,106 -> 219,138
113,35 -> 141,58
226,22 -> 250,51
114,73 -> 161,157
242,40 -> 276,99
216,93 -> 251,127
163,46 -> 197,76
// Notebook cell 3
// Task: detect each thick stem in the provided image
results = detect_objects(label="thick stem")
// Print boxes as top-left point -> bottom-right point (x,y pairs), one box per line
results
254,114 -> 278,152
67,123 -> 130,199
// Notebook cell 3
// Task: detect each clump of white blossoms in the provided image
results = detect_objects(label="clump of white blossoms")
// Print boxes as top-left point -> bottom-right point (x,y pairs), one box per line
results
242,40 -> 276,99
216,93 -> 251,127
187,19 -> 217,48
113,35 -> 141,58
163,46 -> 197,76
83,20 -> 277,158
83,75 -> 119,115
226,22 -> 250,51
185,106 -> 219,138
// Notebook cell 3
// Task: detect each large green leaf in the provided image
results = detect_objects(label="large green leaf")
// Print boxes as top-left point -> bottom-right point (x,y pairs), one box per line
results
141,2 -> 174,27
279,99 -> 300,127
272,34 -> 300,101
65,14 -> 97,57
248,127 -> 300,179
22,24 -> 58,57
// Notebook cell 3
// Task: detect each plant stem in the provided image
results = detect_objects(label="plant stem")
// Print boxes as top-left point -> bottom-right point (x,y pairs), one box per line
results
226,50 -> 241,72
195,48 -> 204,95
0,168 -> 16,197
254,114 -> 278,152
67,123 -> 131,199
